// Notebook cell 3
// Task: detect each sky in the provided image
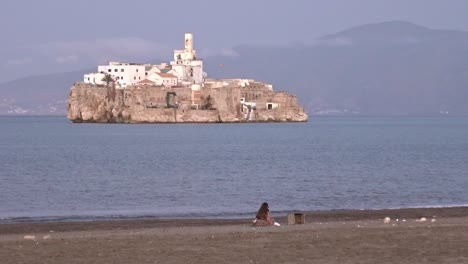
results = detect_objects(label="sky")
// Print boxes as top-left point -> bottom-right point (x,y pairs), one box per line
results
1,0 -> 468,83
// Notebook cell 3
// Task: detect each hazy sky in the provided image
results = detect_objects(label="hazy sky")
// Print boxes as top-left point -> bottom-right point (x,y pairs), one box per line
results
1,0 -> 468,82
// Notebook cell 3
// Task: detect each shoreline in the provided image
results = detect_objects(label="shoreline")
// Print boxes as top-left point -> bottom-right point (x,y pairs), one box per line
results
1,206 -> 467,263
1,206 -> 467,235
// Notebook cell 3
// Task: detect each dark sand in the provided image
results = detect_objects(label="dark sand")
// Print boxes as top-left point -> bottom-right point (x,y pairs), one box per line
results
1,207 -> 467,264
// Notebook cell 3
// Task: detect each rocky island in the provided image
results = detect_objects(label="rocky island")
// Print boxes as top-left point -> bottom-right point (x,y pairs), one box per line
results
67,34 -> 307,123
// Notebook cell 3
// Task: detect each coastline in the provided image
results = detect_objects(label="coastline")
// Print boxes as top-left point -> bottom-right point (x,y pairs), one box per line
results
1,207 -> 467,263
2,206 -> 468,234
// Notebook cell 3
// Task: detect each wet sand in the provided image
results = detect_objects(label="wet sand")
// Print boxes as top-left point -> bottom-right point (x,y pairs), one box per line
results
1,207 -> 467,264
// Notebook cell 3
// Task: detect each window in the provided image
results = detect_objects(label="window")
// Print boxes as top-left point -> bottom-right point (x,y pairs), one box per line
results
134,77 -> 136,80
114,69 -> 118,72
121,69 -> 124,72
138,77 -> 141,80
108,69 -> 111,72
136,69 -> 139,72
145,72 -> 148,76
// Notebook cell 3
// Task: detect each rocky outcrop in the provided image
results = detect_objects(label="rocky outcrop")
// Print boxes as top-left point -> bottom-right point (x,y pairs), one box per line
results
67,83 -> 308,123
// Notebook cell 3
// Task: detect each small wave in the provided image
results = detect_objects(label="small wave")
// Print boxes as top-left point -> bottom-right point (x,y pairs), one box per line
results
0,211 -> 257,224
326,204 -> 468,212
400,204 -> 468,209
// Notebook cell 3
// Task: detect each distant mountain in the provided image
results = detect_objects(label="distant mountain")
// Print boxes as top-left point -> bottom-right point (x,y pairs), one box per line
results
323,21 -> 431,44
322,21 -> 468,47
0,70 -> 91,115
205,21 -> 468,115
1,21 -> 468,115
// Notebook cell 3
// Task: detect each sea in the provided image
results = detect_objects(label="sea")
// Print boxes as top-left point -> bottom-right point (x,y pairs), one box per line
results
1,116 -> 467,223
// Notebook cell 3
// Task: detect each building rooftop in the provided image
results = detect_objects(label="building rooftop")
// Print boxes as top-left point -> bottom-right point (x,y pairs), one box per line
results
137,79 -> 156,84
109,61 -> 142,66
159,67 -> 172,73
156,73 -> 177,78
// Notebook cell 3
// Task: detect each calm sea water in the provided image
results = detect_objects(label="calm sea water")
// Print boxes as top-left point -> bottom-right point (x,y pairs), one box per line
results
1,116 -> 467,222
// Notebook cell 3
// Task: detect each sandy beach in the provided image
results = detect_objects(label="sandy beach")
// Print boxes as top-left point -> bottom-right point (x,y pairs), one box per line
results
1,207 -> 467,264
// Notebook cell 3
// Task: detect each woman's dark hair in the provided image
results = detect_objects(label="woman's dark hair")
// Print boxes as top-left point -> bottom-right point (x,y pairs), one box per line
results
256,202 -> 269,219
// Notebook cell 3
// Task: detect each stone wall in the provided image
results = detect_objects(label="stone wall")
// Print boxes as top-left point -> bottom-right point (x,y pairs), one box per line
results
124,86 -> 192,109
67,82 -> 308,123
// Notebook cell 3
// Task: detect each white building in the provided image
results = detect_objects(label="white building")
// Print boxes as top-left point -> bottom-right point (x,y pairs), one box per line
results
83,73 -> 106,85
137,79 -> 156,86
84,62 -> 146,88
170,33 -> 205,84
83,33 -> 206,88
144,64 -> 161,76
147,72 -> 178,86
98,62 -> 146,88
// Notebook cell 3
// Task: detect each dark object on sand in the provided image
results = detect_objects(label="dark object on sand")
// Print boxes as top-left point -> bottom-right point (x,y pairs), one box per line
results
288,213 -> 305,225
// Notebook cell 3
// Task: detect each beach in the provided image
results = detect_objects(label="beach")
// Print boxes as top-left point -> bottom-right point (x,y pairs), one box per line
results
1,207 -> 467,264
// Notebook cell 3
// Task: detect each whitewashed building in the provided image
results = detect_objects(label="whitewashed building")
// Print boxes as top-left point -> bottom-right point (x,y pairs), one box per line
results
84,62 -> 146,88
98,62 -> 146,87
83,73 -> 106,85
83,33 -> 206,88
170,33 -> 205,84
144,64 -> 162,76
147,72 -> 178,86
137,79 -> 156,86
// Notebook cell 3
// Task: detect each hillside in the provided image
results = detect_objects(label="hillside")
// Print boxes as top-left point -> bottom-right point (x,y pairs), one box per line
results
0,70 -> 91,114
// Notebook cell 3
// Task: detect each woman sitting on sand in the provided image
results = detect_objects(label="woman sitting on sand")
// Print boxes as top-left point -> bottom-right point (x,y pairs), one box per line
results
253,202 -> 279,226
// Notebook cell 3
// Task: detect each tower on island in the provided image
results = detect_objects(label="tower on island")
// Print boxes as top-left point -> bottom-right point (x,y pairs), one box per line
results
170,33 -> 204,84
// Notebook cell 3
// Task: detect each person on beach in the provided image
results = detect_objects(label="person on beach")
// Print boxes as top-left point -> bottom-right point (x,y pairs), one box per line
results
253,202 -> 279,226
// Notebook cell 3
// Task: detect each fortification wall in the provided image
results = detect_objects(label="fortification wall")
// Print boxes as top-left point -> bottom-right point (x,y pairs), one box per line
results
67,83 -> 308,123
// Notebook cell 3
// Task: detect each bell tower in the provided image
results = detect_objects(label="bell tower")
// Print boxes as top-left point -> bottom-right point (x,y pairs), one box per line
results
185,33 -> 193,54
170,33 -> 204,84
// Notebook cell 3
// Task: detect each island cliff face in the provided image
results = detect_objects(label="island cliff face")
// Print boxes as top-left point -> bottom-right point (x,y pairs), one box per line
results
67,82 -> 308,123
